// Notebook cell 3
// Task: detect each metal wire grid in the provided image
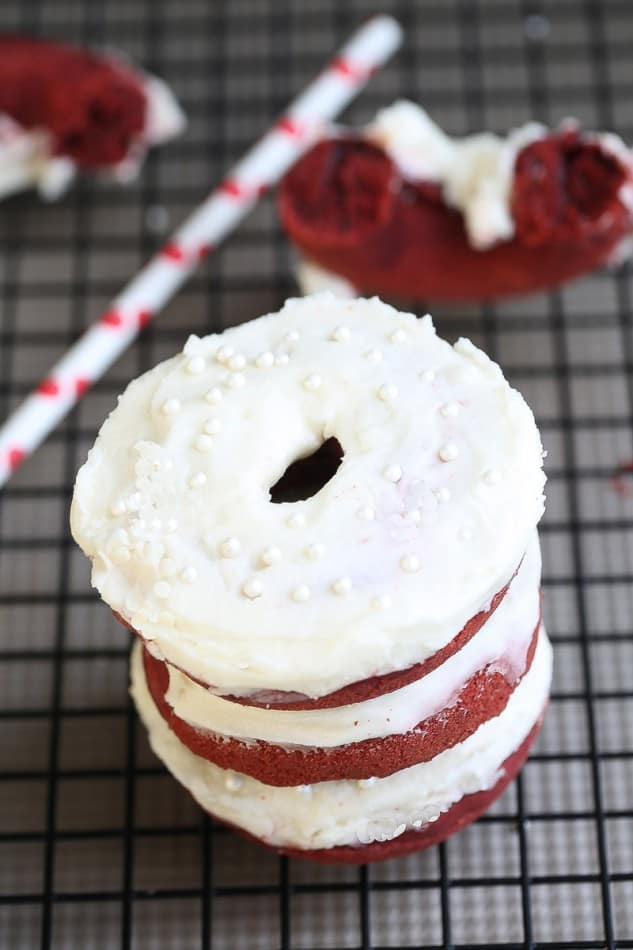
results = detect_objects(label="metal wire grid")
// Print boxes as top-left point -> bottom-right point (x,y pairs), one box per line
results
1,0 -> 633,947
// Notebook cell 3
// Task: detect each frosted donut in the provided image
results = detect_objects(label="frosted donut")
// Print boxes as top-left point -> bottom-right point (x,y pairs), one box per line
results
71,293 -> 546,700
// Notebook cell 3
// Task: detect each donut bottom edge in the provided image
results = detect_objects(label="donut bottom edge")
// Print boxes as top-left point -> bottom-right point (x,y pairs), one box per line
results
220,709 -> 546,865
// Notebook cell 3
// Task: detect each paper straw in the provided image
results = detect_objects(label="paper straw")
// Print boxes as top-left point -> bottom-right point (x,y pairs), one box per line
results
0,15 -> 402,488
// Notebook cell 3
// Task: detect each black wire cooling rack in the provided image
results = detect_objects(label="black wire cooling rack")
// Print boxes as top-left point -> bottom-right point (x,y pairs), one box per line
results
1,1 -> 633,948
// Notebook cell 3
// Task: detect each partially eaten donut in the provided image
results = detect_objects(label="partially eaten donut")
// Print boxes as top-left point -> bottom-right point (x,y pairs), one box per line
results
0,35 -> 185,201
279,101 -> 633,301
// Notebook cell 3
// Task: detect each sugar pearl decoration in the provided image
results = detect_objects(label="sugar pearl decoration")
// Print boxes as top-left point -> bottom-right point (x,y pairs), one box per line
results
227,353 -> 246,371
459,527 -> 473,542
161,397 -> 181,416
226,372 -> 245,389
292,584 -> 310,602
225,772 -> 244,792
405,508 -> 421,524
189,472 -> 207,488
332,576 -> 352,596
400,554 -> 420,573
216,345 -> 234,364
154,581 -> 171,599
287,512 -> 306,529
204,417 -> 222,435
284,331 -> 300,343
440,402 -> 460,417
439,443 -> 459,462
110,499 -> 126,516
303,373 -> 322,391
185,356 -> 205,375
166,518 -> 178,532
260,545 -> 281,567
389,328 -> 406,343
181,566 -> 198,584
420,369 -> 436,382
305,542 -> 325,560
434,487 -> 451,503
383,464 -> 402,483
378,383 -> 398,402
357,506 -> 375,521
195,434 -> 213,452
220,537 -> 241,558
242,577 -> 263,599
484,468 -> 501,485
365,348 -> 383,361
255,351 -> 274,368
331,325 -> 351,342
205,387 -> 223,405
127,492 -> 142,511
372,594 -> 392,610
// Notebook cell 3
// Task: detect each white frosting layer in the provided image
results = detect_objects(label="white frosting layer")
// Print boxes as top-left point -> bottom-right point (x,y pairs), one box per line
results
71,294 -> 545,698
366,101 -> 545,250
131,629 -> 552,850
0,63 -> 184,202
164,534 -> 541,747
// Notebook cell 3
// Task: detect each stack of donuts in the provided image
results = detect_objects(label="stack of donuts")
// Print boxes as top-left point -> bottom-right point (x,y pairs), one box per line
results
71,293 -> 550,863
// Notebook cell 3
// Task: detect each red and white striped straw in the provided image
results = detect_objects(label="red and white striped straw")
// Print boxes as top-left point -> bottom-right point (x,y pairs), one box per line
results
0,15 -> 402,488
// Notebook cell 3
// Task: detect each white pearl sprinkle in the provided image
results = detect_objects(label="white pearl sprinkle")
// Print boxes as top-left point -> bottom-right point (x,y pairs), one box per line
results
331,325 -> 351,342
440,402 -> 460,417
186,356 -> 205,375
255,351 -> 275,368
110,499 -> 126,516
358,777 -> 377,789
154,581 -> 171,599
181,566 -> 198,584
112,529 -> 129,545
389,329 -> 406,343
332,576 -> 352,596
160,557 -> 178,578
216,345 -> 234,364
242,577 -> 263,599
305,542 -> 325,560
292,584 -> 310,602
113,546 -> 131,564
439,443 -> 459,462
195,434 -> 213,452
365,348 -> 383,361
420,369 -> 436,382
434,487 -> 451,503
357,506 -> 375,521
303,373 -> 322,392
405,508 -> 421,524
459,527 -> 473,542
378,383 -> 398,402
260,545 -> 281,567
275,353 -> 290,366
287,512 -> 306,529
227,353 -> 246,371
400,554 -> 420,573
161,397 -> 181,416
127,493 -> 142,511
204,417 -> 222,435
225,772 -> 244,792
484,468 -> 501,485
284,331 -> 300,343
166,518 -> 178,533
371,594 -> 392,610
220,537 -> 241,558
226,372 -> 245,389
189,472 -> 207,488
383,464 -> 402,483
205,387 -> 223,405
150,518 -> 162,532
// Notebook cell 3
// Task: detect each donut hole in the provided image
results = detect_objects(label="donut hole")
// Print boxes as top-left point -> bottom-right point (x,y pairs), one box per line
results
269,437 -> 344,504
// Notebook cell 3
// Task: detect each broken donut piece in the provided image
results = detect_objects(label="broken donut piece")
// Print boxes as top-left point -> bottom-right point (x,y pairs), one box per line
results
279,102 -> 633,301
0,34 -> 185,201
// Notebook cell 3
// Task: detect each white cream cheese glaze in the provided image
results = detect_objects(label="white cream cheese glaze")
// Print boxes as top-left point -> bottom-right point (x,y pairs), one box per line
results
366,100 -> 545,250
71,294 -> 545,698
164,533 -> 541,747
131,629 -> 552,850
